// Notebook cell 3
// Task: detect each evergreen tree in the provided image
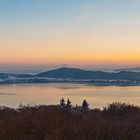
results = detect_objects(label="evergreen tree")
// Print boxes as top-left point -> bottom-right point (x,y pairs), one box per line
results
82,100 -> 89,111
60,98 -> 65,108
66,99 -> 72,109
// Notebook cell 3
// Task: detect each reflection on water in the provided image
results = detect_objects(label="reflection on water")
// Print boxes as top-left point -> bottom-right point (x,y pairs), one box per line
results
0,83 -> 140,108
0,93 -> 16,96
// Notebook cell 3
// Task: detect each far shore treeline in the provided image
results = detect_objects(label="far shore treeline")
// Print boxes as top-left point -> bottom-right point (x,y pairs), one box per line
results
1,67 -> 140,85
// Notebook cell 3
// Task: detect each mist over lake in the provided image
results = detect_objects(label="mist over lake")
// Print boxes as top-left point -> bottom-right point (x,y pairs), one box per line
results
0,83 -> 140,108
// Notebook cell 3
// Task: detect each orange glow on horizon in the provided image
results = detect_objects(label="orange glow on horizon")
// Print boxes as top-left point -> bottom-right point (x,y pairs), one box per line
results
1,26 -> 140,68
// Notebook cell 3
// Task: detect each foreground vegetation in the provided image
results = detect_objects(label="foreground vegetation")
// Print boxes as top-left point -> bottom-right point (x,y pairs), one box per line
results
0,101 -> 140,140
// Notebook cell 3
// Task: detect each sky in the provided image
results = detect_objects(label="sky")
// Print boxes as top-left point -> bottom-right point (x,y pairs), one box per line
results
0,0 -> 140,72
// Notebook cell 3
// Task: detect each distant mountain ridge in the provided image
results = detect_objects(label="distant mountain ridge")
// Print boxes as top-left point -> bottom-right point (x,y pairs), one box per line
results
115,67 -> 140,72
1,67 -> 140,85
37,67 -> 140,80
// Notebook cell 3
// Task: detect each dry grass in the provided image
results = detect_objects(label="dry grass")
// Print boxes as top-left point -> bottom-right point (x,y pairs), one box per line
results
0,103 -> 140,140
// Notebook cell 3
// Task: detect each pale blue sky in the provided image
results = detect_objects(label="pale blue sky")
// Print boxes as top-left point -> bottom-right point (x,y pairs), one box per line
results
0,0 -> 140,71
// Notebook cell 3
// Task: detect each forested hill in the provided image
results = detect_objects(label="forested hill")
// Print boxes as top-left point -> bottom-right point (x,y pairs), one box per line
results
37,67 -> 140,80
0,67 -> 140,85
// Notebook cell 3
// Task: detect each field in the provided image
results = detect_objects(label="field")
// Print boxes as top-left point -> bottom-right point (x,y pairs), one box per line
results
0,102 -> 140,140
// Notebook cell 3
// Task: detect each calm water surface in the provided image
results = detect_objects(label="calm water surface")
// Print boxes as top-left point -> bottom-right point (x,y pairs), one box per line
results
0,83 -> 140,108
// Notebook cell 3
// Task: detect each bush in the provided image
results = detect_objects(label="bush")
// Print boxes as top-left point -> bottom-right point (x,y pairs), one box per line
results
0,102 -> 139,140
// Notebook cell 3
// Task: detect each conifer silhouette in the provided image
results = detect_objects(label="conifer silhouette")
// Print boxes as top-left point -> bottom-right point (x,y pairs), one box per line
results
66,99 -> 72,109
60,98 -> 65,108
82,100 -> 89,111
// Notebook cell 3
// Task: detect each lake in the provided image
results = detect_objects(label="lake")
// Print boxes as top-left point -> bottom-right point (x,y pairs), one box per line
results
0,83 -> 140,108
